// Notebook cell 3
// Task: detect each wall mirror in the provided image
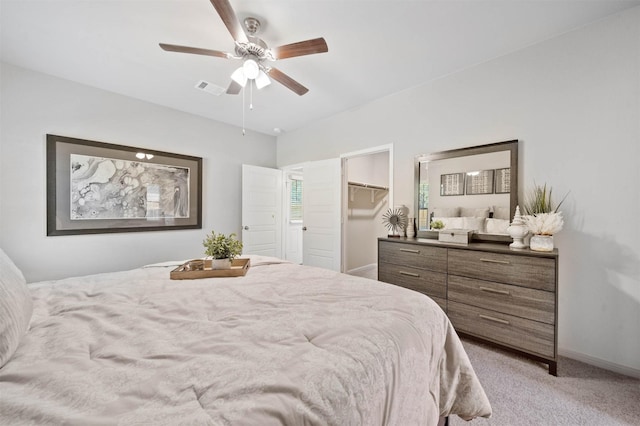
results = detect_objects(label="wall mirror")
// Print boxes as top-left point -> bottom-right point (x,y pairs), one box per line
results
414,140 -> 518,242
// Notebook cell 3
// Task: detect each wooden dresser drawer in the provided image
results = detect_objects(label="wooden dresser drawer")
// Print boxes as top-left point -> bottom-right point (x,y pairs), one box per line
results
378,262 -> 446,299
377,237 -> 559,375
378,241 -> 447,273
448,300 -> 555,359
448,275 -> 554,324
448,249 -> 556,291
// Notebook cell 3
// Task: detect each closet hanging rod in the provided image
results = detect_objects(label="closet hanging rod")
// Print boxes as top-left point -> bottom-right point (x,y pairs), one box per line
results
347,181 -> 388,191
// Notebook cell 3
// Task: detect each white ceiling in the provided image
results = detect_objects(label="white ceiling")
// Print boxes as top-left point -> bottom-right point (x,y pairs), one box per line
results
2,0 -> 639,136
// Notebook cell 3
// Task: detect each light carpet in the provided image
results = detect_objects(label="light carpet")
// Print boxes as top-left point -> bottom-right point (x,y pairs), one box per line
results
451,339 -> 640,425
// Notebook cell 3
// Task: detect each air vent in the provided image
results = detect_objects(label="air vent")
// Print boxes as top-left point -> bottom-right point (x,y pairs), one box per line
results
194,80 -> 225,96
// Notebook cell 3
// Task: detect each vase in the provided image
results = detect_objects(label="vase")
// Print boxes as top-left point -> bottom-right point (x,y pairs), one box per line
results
507,205 -> 529,249
406,217 -> 416,238
530,235 -> 554,252
210,258 -> 232,270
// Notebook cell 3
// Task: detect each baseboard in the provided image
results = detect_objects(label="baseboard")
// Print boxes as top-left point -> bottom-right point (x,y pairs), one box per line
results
559,347 -> 640,379
346,263 -> 377,276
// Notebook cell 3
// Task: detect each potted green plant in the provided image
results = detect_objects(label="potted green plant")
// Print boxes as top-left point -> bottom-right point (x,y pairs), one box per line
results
521,183 -> 568,251
202,231 -> 243,269
430,219 -> 444,230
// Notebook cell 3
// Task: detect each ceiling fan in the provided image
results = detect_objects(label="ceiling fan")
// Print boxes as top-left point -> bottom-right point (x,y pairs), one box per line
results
159,0 -> 328,96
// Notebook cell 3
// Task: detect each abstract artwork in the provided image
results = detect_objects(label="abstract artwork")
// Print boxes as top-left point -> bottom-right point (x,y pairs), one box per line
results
70,154 -> 190,220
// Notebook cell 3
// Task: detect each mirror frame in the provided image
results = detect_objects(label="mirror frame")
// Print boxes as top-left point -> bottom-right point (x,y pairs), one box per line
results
414,139 -> 519,243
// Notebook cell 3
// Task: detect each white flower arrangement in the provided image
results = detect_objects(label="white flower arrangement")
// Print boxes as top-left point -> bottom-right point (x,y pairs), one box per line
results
521,182 -> 568,236
523,212 -> 564,236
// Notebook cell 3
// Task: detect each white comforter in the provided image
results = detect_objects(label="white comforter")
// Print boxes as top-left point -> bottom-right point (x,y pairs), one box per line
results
0,256 -> 491,425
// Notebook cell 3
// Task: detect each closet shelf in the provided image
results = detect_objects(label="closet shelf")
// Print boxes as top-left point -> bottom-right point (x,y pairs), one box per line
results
348,181 -> 388,203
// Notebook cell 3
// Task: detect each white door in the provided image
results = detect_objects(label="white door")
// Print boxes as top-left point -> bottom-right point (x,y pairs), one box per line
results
241,165 -> 282,257
302,158 -> 342,271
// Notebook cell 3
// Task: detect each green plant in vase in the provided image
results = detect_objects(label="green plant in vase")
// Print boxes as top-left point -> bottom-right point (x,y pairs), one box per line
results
521,183 -> 569,251
430,219 -> 445,230
203,231 -> 243,269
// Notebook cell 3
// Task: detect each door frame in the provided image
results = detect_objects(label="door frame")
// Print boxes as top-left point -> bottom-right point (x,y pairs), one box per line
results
340,144 -> 394,272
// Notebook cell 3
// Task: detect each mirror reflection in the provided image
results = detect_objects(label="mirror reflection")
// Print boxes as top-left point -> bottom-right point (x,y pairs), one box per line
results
415,140 -> 518,241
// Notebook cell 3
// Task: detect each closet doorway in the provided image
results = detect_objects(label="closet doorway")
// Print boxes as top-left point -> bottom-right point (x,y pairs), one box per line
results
341,146 -> 392,280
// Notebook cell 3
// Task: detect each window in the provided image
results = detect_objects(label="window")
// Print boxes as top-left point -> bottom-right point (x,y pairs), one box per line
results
289,178 -> 303,221
418,182 -> 429,228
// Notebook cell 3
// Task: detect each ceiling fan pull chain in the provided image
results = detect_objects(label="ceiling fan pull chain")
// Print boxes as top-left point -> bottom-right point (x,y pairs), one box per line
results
250,81 -> 254,110
242,84 -> 246,136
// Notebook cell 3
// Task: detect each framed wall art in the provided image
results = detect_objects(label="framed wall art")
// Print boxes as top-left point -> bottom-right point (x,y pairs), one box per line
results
495,167 -> 511,194
46,134 -> 202,236
465,169 -> 495,195
440,172 -> 465,196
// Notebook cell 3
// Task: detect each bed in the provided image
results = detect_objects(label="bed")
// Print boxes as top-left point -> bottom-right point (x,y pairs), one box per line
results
0,249 -> 491,425
429,206 -> 512,235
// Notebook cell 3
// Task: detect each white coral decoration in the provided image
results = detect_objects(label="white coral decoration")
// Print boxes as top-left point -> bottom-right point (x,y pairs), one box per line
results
524,212 -> 564,236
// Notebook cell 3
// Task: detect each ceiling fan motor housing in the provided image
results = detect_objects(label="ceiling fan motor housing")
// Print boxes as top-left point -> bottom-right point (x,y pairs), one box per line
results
243,17 -> 261,35
236,36 -> 270,60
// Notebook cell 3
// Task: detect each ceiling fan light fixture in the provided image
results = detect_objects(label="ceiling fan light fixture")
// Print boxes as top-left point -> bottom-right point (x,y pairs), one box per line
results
255,70 -> 271,89
160,1 -> 329,101
230,67 -> 248,87
242,58 -> 260,80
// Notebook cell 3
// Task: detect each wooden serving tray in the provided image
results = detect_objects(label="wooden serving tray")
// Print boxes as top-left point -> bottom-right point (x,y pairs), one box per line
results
170,258 -> 250,280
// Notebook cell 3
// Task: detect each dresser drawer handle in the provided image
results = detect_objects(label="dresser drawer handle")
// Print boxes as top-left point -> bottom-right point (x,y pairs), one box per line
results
399,271 -> 420,278
479,314 -> 510,325
479,286 -> 511,295
479,258 -> 511,265
400,249 -> 420,254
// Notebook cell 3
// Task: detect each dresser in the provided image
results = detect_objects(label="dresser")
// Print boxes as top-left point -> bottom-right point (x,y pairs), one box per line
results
378,237 -> 559,375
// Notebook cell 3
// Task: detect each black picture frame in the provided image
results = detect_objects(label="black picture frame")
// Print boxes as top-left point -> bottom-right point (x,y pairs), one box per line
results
495,167 -> 511,194
46,134 -> 202,236
465,169 -> 495,195
440,173 -> 465,196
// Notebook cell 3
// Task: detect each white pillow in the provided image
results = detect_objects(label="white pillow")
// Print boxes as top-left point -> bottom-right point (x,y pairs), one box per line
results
433,217 -> 464,229
0,248 -> 33,368
462,216 -> 485,232
432,207 -> 460,218
485,218 -> 510,234
493,207 -> 511,220
460,207 -> 490,218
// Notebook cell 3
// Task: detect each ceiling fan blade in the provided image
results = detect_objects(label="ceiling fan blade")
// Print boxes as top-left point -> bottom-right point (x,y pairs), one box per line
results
268,67 -> 309,96
209,0 -> 248,44
226,80 -> 242,95
271,37 -> 328,60
159,43 -> 231,59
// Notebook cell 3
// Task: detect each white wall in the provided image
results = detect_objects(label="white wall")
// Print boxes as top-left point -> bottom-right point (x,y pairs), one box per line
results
277,8 -> 640,375
0,63 -> 276,282
347,151 -> 389,187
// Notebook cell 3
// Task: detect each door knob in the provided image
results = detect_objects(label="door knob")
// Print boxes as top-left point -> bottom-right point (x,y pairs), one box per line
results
244,226 -> 249,230
302,226 -> 307,231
